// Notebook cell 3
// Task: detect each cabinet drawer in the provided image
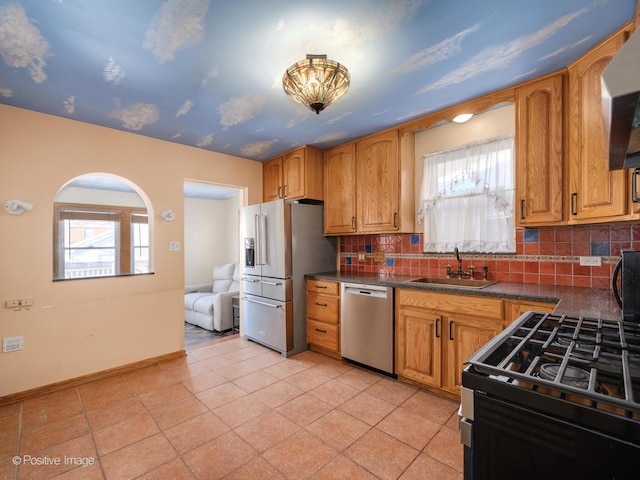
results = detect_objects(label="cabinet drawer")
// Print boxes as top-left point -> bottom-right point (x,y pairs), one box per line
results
307,319 -> 339,352
306,293 -> 339,323
397,289 -> 504,321
306,280 -> 339,296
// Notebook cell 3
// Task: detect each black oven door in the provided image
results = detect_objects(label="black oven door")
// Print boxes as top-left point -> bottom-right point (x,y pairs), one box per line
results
471,392 -> 637,480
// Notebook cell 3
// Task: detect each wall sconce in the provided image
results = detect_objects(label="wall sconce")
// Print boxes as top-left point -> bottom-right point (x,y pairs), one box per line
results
4,199 -> 34,215
452,113 -> 474,124
159,209 -> 176,222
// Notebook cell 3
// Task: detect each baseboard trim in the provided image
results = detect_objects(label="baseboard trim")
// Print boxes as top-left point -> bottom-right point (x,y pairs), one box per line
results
0,350 -> 186,407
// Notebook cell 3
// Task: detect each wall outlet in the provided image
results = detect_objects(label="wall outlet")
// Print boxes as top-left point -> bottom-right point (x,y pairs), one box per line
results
5,299 -> 20,308
357,252 -> 366,262
169,241 -> 181,251
579,256 -> 602,267
3,336 -> 24,353
373,251 -> 386,263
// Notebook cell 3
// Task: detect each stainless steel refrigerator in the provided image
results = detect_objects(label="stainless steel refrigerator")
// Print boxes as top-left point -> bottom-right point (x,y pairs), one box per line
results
240,200 -> 337,357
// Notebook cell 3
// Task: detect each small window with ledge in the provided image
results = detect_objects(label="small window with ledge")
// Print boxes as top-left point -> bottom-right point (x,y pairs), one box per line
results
53,174 -> 152,280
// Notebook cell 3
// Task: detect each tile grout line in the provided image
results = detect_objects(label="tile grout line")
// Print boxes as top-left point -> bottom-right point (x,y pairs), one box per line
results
75,385 -> 108,479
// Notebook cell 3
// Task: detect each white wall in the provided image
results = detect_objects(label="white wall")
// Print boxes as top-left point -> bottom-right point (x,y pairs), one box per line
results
184,195 -> 241,285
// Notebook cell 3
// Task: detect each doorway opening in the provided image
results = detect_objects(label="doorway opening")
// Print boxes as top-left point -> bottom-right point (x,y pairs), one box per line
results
183,180 -> 245,350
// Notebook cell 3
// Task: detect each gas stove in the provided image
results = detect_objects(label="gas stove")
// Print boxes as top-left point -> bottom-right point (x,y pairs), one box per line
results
466,311 -> 640,417
460,311 -> 640,480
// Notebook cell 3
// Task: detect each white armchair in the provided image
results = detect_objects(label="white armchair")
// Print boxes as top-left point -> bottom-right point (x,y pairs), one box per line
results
184,263 -> 239,332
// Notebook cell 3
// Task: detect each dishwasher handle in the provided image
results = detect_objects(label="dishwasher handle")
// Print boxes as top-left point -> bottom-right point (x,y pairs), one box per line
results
342,283 -> 389,299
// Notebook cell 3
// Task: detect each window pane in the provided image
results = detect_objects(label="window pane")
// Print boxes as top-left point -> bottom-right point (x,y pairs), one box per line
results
61,218 -> 118,278
131,219 -> 150,274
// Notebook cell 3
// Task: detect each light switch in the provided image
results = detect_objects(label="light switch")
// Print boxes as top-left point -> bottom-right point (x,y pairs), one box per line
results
169,241 -> 181,251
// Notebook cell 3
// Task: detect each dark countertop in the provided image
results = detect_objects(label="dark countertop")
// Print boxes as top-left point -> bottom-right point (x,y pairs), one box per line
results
306,271 -> 623,321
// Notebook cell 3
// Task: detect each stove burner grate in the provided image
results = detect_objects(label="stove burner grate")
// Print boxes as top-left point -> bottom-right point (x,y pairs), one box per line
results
466,311 -> 640,415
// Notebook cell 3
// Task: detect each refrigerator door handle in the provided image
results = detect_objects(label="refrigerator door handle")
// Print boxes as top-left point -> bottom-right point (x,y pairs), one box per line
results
255,213 -> 267,266
254,214 -> 261,265
260,280 -> 283,286
242,297 -> 282,309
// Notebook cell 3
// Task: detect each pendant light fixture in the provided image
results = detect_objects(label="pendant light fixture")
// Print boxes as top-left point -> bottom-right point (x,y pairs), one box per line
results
282,54 -> 350,114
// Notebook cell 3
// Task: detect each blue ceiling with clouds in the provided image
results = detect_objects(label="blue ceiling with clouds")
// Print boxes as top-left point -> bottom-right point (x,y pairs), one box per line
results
0,0 -> 635,162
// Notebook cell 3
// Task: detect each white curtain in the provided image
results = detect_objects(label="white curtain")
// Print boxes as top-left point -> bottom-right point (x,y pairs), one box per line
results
418,135 -> 515,253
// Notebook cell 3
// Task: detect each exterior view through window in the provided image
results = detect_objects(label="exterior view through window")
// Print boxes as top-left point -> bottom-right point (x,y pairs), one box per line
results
53,204 -> 149,279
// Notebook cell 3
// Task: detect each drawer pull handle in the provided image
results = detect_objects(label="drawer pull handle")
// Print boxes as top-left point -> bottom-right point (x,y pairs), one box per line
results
315,328 -> 327,333
315,285 -> 328,289
315,302 -> 327,307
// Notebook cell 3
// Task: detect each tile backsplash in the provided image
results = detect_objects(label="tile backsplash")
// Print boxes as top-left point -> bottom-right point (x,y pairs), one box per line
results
339,224 -> 640,289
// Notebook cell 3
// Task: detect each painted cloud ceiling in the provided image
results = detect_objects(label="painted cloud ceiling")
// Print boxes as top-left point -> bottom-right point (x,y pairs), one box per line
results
0,0 -> 636,161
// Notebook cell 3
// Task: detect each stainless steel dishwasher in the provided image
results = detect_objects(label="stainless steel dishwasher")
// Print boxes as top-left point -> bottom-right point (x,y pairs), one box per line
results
340,282 -> 394,375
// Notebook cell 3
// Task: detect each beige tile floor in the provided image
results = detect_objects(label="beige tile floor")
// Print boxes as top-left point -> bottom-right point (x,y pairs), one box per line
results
0,336 -> 463,480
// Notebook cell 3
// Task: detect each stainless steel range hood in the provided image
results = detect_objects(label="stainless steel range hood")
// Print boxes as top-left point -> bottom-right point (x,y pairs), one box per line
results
602,27 -> 640,170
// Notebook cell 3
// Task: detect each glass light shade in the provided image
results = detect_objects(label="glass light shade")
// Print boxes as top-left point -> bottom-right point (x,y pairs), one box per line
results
452,113 -> 474,123
283,55 -> 350,114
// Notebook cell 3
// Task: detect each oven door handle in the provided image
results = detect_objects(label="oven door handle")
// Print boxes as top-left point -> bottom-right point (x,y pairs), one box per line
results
459,415 -> 472,447
458,401 -> 473,448
242,297 -> 282,309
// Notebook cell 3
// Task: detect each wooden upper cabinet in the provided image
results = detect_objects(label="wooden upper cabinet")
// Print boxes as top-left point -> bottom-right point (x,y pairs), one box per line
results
262,146 -> 324,202
323,128 -> 414,235
324,142 -> 357,235
356,129 -> 400,232
515,72 -> 565,226
567,25 -> 632,222
263,156 -> 283,202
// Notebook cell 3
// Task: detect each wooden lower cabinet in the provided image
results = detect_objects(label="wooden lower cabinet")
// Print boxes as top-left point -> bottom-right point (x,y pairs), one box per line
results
396,289 -> 503,397
504,299 -> 557,328
306,280 -> 341,358
395,307 -> 442,386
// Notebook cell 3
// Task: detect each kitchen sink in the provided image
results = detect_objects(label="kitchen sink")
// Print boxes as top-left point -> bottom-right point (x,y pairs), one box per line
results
405,277 -> 498,289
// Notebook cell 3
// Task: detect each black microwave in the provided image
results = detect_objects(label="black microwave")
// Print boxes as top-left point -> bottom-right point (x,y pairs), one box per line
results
612,250 -> 640,322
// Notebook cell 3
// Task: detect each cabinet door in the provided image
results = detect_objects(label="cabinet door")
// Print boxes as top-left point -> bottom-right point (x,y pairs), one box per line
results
568,27 -> 630,221
516,73 -> 565,225
396,307 -> 442,387
283,148 -> 305,199
444,315 -> 502,393
263,156 -> 283,201
356,130 -> 400,232
324,142 -> 357,235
